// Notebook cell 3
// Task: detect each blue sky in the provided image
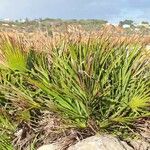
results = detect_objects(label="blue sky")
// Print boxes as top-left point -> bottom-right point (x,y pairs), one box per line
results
0,0 -> 150,23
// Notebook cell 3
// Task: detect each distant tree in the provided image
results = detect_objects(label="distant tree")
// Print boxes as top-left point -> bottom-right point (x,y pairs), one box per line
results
39,18 -> 42,21
119,20 -> 134,27
141,21 -> 149,25
70,19 -> 77,22
25,18 -> 29,23
15,20 -> 19,23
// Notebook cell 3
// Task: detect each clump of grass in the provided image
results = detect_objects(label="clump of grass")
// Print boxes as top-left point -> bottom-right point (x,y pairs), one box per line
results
0,31 -> 149,149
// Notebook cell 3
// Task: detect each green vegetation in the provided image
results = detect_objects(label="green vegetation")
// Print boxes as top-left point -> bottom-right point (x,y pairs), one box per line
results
0,32 -> 150,149
1,18 -> 150,34
0,19 -> 108,33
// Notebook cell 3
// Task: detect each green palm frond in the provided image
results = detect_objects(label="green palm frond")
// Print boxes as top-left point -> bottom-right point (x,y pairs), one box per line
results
0,37 -> 27,72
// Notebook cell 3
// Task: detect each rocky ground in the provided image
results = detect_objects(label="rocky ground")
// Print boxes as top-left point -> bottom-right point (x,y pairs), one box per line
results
37,135 -> 150,150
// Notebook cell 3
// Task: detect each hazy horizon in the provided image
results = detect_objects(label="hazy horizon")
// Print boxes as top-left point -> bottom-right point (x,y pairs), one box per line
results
0,0 -> 150,23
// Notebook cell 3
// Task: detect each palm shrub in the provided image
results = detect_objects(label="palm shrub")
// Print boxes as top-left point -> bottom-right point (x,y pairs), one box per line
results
0,33 -> 149,138
0,36 -> 41,122
28,38 -> 150,131
0,37 -> 43,149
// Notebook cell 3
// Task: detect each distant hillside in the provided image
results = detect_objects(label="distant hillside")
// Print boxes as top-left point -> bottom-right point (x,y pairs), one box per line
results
0,18 -> 150,35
